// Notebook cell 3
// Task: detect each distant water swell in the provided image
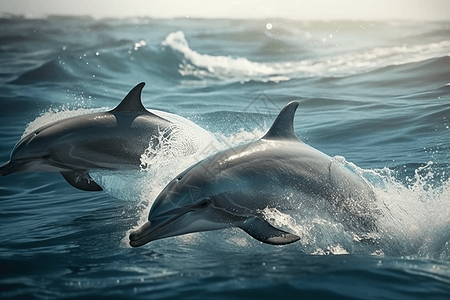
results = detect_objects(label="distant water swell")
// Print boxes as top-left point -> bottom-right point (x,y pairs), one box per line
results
9,37 -> 450,87
3,18 -> 449,88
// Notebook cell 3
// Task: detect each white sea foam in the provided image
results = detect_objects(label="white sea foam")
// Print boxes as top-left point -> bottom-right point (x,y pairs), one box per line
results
163,31 -> 450,83
349,159 -> 450,257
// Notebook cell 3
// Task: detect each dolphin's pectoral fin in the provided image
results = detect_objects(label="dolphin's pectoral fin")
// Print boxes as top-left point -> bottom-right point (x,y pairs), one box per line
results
239,217 -> 300,245
60,170 -> 103,191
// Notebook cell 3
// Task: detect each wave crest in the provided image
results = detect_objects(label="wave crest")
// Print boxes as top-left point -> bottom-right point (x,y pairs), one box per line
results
162,31 -> 450,84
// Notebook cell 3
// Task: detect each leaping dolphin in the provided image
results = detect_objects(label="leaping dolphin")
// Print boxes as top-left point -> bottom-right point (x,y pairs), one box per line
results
0,83 -> 200,191
129,101 -> 378,247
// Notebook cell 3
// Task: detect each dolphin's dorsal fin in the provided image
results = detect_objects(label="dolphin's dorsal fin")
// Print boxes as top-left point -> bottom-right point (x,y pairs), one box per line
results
111,82 -> 148,113
261,101 -> 299,140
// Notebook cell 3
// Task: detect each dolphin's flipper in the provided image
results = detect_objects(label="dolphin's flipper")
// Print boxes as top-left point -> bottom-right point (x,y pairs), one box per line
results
60,170 -> 103,191
239,216 -> 300,245
261,101 -> 299,141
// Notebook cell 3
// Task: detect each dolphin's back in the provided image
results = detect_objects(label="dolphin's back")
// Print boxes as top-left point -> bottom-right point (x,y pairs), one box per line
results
211,139 -> 377,228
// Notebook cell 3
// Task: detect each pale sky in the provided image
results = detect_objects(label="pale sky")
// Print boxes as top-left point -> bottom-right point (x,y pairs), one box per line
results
0,0 -> 449,20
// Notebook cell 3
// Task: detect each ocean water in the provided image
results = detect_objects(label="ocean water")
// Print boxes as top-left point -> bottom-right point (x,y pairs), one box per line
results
0,15 -> 450,299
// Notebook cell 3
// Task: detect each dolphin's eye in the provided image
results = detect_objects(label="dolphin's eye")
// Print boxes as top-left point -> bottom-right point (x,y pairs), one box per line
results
177,176 -> 183,181
198,198 -> 211,208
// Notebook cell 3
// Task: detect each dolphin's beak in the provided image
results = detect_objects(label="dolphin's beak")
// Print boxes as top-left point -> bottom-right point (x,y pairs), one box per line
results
129,221 -> 154,246
0,161 -> 11,176
129,205 -> 231,247
0,157 -> 70,175
129,211 -> 192,247
0,160 -> 25,176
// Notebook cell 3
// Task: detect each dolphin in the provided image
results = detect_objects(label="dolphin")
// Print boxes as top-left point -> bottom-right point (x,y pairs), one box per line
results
0,82 -> 192,191
129,101 -> 378,247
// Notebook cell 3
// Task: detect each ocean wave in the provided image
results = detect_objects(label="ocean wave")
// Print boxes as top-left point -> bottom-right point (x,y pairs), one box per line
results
10,60 -> 78,85
162,31 -> 293,83
162,31 -> 450,83
6,23 -> 448,87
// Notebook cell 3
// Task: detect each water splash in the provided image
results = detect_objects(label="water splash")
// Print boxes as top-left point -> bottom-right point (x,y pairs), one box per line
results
238,156 -> 450,257
349,159 -> 450,257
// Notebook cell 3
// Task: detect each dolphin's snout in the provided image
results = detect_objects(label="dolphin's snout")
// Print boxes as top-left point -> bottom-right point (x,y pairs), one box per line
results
129,218 -> 173,247
0,158 -> 52,175
129,210 -> 195,247
0,162 -> 9,176
129,221 -> 152,245
0,161 -> 16,176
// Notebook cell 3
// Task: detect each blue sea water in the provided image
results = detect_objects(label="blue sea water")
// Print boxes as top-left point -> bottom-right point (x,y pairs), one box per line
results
0,15 -> 450,299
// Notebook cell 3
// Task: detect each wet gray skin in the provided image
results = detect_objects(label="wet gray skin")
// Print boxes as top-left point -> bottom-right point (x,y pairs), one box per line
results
130,101 -> 378,247
0,83 -> 175,191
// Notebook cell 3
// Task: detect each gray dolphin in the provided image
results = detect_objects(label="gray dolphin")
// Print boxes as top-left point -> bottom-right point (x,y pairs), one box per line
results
0,83 -> 182,191
129,101 -> 378,247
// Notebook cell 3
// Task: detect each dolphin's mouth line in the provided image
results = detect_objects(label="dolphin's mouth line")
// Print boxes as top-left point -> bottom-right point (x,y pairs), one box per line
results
129,211 -> 190,247
0,157 -> 76,176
